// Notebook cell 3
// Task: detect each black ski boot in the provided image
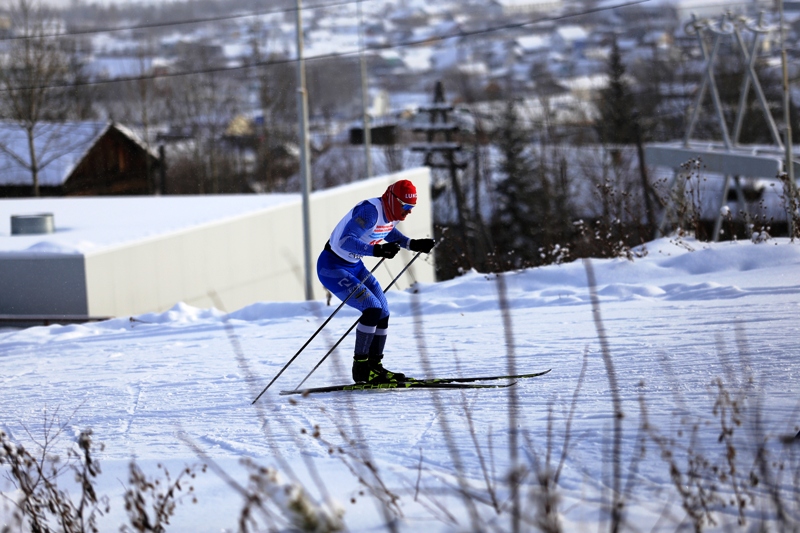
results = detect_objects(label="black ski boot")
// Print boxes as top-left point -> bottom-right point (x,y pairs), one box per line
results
352,356 -> 371,383
368,354 -> 406,382
352,355 -> 406,384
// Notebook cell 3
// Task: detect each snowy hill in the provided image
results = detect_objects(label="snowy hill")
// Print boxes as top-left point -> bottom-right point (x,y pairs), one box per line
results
1,236 -> 799,532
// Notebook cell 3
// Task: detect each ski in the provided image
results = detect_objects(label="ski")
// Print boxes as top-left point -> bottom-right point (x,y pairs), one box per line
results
404,368 -> 551,385
280,381 -> 516,396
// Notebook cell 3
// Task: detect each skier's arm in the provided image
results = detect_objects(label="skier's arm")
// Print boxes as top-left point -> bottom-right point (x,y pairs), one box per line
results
384,227 -> 410,248
385,227 -> 435,254
335,202 -> 379,257
389,228 -> 435,253
389,229 -> 435,253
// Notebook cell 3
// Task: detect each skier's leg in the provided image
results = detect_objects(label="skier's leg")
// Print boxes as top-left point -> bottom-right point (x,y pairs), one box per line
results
366,314 -> 405,381
362,275 -> 405,381
317,258 -> 393,382
352,307 -> 381,382
368,315 -> 388,359
363,273 -> 389,359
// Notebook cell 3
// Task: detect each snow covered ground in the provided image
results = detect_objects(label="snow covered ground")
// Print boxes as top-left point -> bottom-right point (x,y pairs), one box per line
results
1,236 -> 800,532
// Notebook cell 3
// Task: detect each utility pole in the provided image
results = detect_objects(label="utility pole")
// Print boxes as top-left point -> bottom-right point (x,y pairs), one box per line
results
357,0 -> 372,178
411,81 -> 473,266
780,0 -> 797,237
633,114 -> 656,240
295,0 -> 313,300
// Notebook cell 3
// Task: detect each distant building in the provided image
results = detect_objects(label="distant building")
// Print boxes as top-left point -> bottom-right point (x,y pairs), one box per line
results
553,25 -> 590,53
491,0 -> 563,16
657,0 -> 770,19
84,55 -> 172,81
349,123 -> 399,146
0,122 -> 160,198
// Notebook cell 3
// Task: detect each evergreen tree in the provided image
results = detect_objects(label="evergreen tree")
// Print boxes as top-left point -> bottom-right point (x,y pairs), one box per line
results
492,99 -> 541,269
596,38 -> 637,145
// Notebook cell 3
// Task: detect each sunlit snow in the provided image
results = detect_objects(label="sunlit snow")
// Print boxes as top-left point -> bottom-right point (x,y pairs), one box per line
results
1,236 -> 799,531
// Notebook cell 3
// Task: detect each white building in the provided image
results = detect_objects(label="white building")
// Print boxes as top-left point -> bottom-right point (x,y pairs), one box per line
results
492,0 -> 563,16
0,169 -> 435,321
553,25 -> 589,53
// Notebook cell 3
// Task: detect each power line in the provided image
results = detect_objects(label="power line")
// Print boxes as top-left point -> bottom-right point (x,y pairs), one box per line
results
0,0 -> 376,41
2,0 -> 769,43
0,0 -> 654,92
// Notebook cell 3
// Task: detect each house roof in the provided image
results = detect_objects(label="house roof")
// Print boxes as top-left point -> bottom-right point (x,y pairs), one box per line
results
517,35 -> 550,51
0,121 -> 157,188
556,25 -> 589,42
85,56 -> 155,79
495,0 -> 562,8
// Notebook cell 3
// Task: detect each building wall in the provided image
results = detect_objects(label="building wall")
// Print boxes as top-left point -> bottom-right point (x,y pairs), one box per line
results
0,253 -> 87,315
83,168 -> 433,317
0,185 -> 64,198
64,128 -> 156,196
83,197 -> 307,315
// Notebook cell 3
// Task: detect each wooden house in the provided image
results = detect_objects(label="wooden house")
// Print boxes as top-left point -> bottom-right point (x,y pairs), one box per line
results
0,121 -> 161,197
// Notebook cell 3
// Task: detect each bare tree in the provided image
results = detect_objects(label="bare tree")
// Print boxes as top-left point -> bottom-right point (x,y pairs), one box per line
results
0,0 -> 85,196
164,44 -> 243,194
134,40 -> 159,194
247,21 -> 298,193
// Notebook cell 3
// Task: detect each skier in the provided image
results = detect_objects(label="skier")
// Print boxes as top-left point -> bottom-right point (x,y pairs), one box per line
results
317,179 -> 435,384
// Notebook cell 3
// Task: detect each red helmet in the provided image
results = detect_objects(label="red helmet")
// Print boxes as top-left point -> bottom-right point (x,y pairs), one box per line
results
381,180 -> 417,221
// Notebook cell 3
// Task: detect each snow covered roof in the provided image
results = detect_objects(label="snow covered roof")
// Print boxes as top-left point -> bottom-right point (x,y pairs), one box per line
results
668,0 -> 740,17
401,46 -> 434,72
221,42 -> 250,59
0,122 -> 158,188
560,74 -> 609,93
0,195 -> 297,255
89,33 -> 139,54
495,0 -> 563,9
459,61 -> 488,76
556,25 -> 589,43
0,122 -> 108,187
85,56 -> 155,79
306,29 -> 359,57
517,35 -> 550,51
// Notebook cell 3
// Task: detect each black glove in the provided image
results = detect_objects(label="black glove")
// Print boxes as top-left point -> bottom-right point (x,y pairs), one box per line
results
373,242 -> 401,259
409,238 -> 435,253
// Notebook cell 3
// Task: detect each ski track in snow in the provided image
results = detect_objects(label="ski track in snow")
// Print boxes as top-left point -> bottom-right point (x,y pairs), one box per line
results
1,238 -> 800,531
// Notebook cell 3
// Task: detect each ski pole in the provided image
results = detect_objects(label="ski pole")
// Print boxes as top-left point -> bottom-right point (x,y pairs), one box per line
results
293,251 -> 424,391
251,257 -> 386,404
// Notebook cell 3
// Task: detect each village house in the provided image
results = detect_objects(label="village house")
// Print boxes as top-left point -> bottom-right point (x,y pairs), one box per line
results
0,122 -> 161,198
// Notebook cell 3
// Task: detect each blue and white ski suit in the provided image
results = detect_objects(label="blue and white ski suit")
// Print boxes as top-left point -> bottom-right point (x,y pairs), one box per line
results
316,197 -> 410,355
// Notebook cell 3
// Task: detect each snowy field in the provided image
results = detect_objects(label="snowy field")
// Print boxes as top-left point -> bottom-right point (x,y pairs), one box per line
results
1,236 -> 800,532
